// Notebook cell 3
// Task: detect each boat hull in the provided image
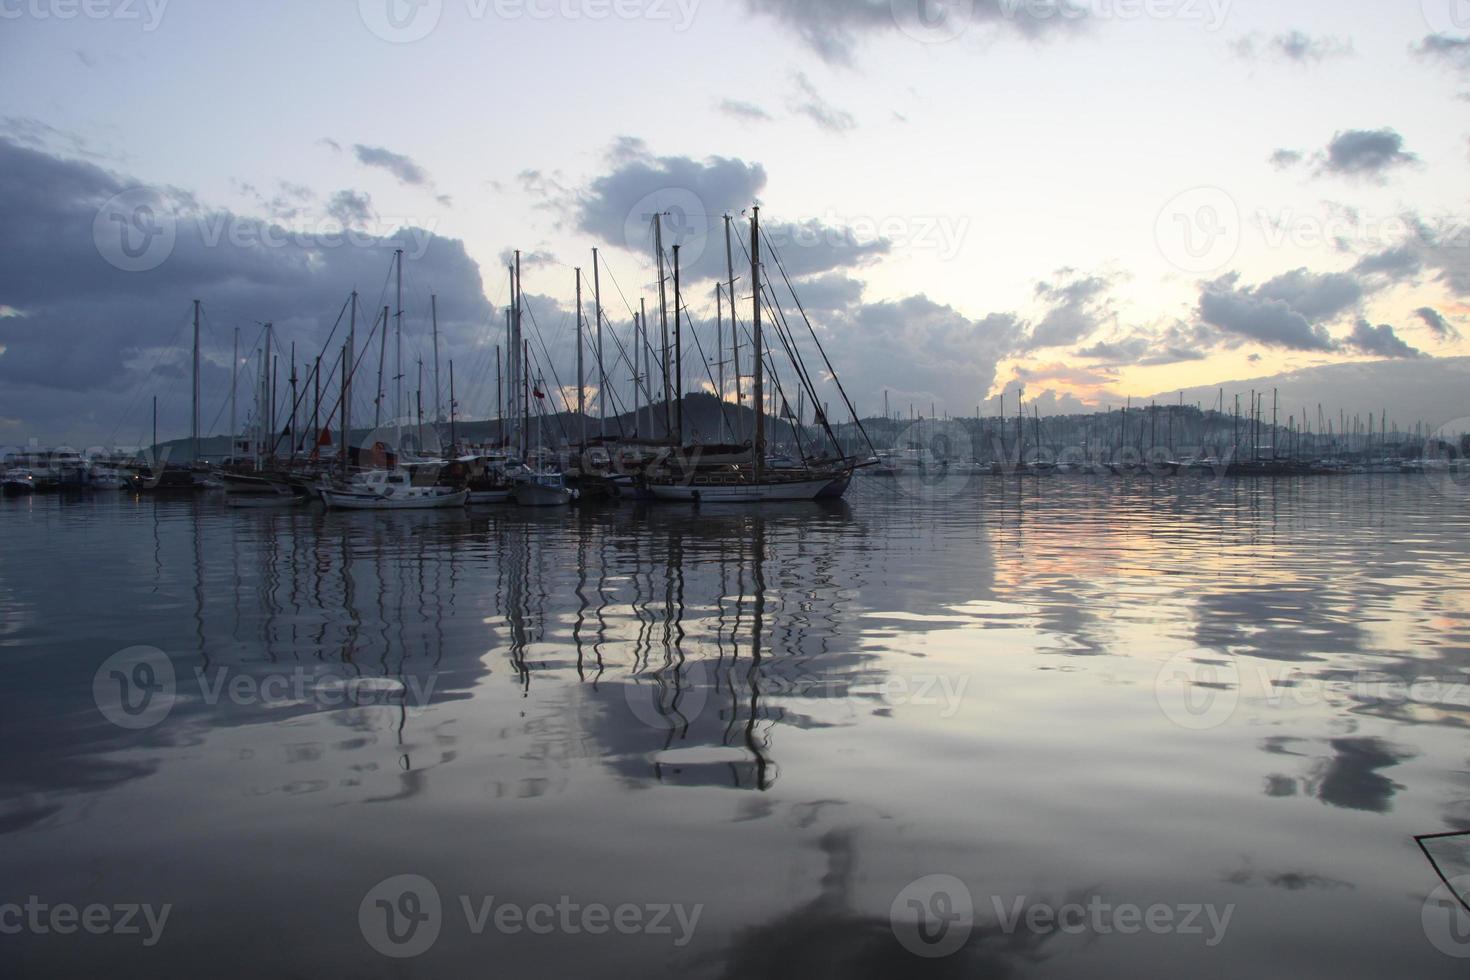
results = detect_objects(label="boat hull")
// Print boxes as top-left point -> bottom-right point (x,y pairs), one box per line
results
467,489 -> 514,505
322,489 -> 468,510
647,474 -> 842,502
513,483 -> 573,507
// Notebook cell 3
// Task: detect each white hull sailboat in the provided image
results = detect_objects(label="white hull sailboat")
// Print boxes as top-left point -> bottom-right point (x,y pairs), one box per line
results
323,487 -> 468,510
321,469 -> 467,510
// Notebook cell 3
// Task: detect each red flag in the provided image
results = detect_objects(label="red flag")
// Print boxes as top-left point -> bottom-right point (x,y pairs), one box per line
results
317,427 -> 333,446
533,387 -> 545,400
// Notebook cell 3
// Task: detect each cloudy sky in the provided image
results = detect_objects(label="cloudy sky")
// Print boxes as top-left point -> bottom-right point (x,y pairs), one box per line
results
3,0 -> 1470,445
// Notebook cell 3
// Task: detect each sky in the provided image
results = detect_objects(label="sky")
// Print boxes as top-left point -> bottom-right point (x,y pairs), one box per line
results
2,0 -> 1470,446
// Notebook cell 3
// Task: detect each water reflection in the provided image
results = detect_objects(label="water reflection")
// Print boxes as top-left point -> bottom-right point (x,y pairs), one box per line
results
3,477 -> 1470,976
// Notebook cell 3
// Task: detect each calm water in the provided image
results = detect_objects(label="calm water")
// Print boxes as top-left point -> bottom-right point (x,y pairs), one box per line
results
4,476 -> 1470,977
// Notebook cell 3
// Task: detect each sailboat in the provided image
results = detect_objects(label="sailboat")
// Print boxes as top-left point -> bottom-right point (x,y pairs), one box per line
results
643,207 -> 859,502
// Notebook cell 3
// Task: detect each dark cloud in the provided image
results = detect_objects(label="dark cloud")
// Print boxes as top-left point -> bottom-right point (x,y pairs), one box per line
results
790,73 -> 857,133
1346,319 -> 1421,358
1251,267 -> 1363,320
1197,271 -> 1346,352
352,143 -> 429,186
1318,129 -> 1418,180
1023,270 -> 1116,350
1415,306 -> 1460,341
1235,30 -> 1353,64
1352,244 -> 1421,281
325,189 -> 376,229
569,140 -> 886,283
1413,33 -> 1470,74
822,295 -> 1022,412
743,0 -> 1087,66
0,138 -> 492,443
791,272 -> 864,311
717,99 -> 774,122
1075,322 -> 1211,366
1269,148 -> 1303,169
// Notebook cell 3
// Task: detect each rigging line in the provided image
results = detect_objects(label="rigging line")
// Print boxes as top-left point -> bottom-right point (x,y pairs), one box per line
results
730,227 -> 834,458
268,293 -> 352,456
652,240 -> 736,443
733,224 -> 848,459
595,258 -> 665,378
667,284 -> 732,443
759,279 -> 836,459
517,295 -> 576,427
522,344 -> 572,445
106,302 -> 215,448
758,223 -> 876,459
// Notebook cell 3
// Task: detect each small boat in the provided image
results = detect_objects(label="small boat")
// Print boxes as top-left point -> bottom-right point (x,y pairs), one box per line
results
512,468 -> 575,507
87,465 -> 131,490
2,468 -> 36,495
321,469 -> 467,510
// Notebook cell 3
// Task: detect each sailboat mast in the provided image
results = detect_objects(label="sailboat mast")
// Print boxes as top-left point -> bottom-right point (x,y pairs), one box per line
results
716,283 -> 725,439
375,306 -> 388,428
654,214 -> 671,440
751,206 -> 764,480
521,339 -> 530,462
230,326 -> 238,460
724,214 -> 741,443
575,266 -> 586,447
431,293 -> 441,423
344,291 -> 356,468
673,242 -> 683,444
394,248 -> 404,423
191,298 -> 200,462
449,360 -> 457,450
640,298 -> 650,439
592,248 -> 604,440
